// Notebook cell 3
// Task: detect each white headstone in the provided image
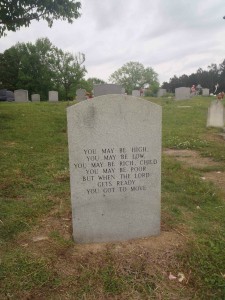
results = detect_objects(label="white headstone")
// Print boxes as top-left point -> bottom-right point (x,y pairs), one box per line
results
202,88 -> 209,96
67,95 -> 161,243
132,90 -> 140,97
76,89 -> 86,102
93,84 -> 123,97
31,94 -> 40,102
49,91 -> 58,102
14,89 -> 29,102
175,87 -> 190,100
157,89 -> 167,97
207,100 -> 225,128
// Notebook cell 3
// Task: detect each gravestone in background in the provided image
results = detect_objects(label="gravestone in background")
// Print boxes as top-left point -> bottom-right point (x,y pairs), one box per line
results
76,89 -> 86,102
0,89 -> 7,101
175,87 -> 190,100
93,84 -> 123,97
49,91 -> 58,102
67,94 -> 161,243
6,91 -> 14,101
14,89 -> 29,102
207,100 -> 225,128
202,88 -> 209,96
132,90 -> 140,97
157,89 -> 166,97
31,94 -> 40,102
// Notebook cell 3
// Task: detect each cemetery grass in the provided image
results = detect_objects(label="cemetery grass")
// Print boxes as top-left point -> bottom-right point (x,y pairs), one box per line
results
0,97 -> 224,299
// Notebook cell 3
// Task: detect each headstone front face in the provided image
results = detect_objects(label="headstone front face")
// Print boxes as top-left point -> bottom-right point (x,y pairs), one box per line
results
175,87 -> 190,100
207,100 -> 225,127
0,89 -> 7,101
49,91 -> 58,102
157,89 -> 166,97
14,89 -> 29,102
67,95 -> 161,243
76,89 -> 86,102
132,90 -> 140,97
31,94 -> 40,101
93,84 -> 123,97
202,88 -> 209,96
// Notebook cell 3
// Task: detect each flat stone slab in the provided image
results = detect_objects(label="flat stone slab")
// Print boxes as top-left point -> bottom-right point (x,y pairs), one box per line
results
67,95 -> 161,243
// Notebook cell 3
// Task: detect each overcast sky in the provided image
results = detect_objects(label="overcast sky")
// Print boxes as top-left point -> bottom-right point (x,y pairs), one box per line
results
0,0 -> 225,85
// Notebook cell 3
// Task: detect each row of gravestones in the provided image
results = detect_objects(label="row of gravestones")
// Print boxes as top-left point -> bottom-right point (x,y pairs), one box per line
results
175,87 -> 210,100
76,84 -> 144,102
157,87 -> 210,99
76,86 -> 210,102
1,89 -> 59,102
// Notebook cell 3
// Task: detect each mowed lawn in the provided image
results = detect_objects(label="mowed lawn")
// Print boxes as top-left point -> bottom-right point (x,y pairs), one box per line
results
0,98 -> 225,299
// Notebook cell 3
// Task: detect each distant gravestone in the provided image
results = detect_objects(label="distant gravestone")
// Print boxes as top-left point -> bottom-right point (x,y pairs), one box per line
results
6,91 -> 14,101
49,91 -> 58,102
76,89 -> 86,102
93,84 -> 123,97
67,95 -> 161,243
157,89 -> 166,97
202,88 -> 209,96
0,89 -> 7,101
207,100 -> 225,128
14,89 -> 29,102
132,90 -> 140,97
31,94 -> 40,102
175,87 -> 190,100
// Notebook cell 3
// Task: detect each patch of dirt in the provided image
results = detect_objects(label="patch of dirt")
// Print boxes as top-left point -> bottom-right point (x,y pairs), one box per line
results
203,171 -> 225,194
164,148 -> 225,201
16,209 -> 192,299
163,149 -> 220,168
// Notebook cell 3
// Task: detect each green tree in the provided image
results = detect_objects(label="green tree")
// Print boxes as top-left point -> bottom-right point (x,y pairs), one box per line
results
0,46 -> 21,90
53,50 -> 86,100
109,61 -> 159,95
0,38 -> 86,100
0,0 -> 81,37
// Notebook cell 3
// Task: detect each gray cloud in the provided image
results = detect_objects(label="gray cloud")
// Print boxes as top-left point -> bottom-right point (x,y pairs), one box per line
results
0,0 -> 225,84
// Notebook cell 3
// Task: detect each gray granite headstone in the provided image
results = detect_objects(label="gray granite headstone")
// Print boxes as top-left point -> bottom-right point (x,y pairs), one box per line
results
31,94 -> 40,102
76,89 -> 86,102
67,95 -> 161,243
14,89 -> 29,102
49,91 -> 58,102
93,84 -> 123,97
6,91 -> 14,101
132,90 -> 140,97
207,100 -> 225,128
202,88 -> 209,96
175,87 -> 190,100
157,89 -> 167,97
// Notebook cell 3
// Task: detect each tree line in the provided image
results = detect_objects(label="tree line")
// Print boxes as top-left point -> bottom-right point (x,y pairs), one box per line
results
0,38 -> 88,100
0,38 -> 160,100
161,62 -> 225,94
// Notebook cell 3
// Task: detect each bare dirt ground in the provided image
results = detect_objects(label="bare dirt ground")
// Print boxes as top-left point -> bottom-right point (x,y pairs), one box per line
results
163,148 -> 225,195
